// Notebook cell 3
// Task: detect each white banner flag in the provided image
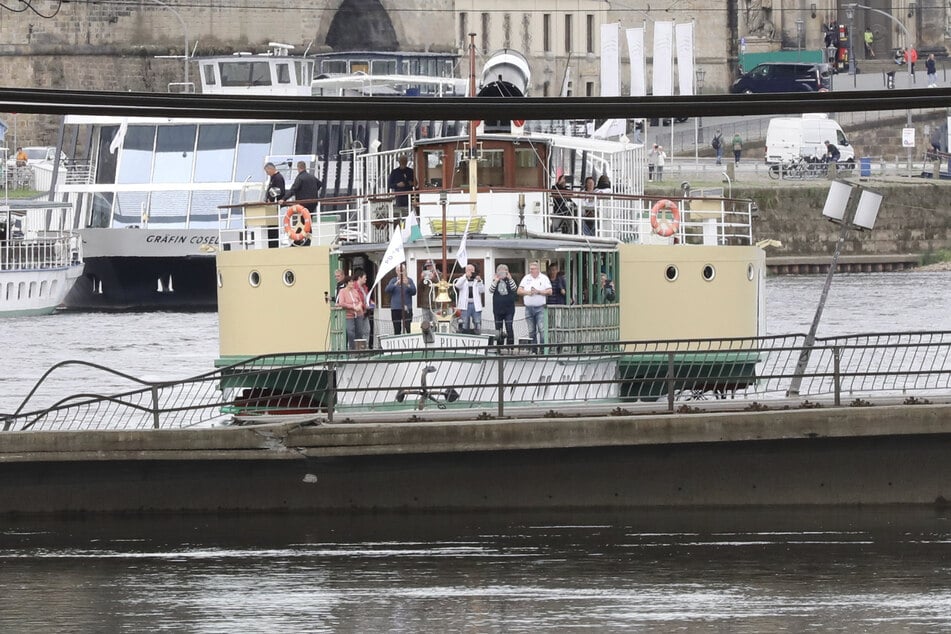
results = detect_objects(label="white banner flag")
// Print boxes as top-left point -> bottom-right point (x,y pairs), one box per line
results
371,228 -> 405,292
600,22 -> 620,97
652,21 -> 674,97
675,22 -> 695,96
455,225 -> 469,270
626,27 -> 646,97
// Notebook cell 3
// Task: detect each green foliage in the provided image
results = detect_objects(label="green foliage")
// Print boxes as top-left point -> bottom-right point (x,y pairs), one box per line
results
920,249 -> 951,266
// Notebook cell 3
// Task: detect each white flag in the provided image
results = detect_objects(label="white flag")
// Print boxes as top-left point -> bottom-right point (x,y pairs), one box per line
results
455,220 -> 471,269
675,22 -> 695,96
626,27 -> 646,97
371,228 -> 405,292
109,121 -> 128,154
600,23 -> 620,97
652,21 -> 674,97
401,208 -> 421,242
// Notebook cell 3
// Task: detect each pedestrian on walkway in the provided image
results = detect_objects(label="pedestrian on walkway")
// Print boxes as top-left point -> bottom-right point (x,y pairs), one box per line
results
927,53 -> 938,88
647,144 -> 658,181
712,129 -> 724,165
655,146 -> 667,181
864,27 -> 875,59
732,134 -> 743,164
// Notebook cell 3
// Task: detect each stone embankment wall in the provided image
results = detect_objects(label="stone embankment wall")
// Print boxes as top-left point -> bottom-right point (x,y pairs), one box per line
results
745,181 -> 951,257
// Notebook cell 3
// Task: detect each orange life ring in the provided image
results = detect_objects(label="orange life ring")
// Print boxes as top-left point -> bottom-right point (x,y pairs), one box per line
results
650,199 -> 680,237
283,204 -> 312,243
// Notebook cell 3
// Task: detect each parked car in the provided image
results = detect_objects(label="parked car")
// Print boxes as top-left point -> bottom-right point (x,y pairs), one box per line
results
730,63 -> 832,94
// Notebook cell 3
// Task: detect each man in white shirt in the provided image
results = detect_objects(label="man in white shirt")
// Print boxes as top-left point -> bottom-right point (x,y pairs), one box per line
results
517,261 -> 553,348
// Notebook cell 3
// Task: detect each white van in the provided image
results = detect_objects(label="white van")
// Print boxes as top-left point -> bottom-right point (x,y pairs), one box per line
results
765,114 -> 855,166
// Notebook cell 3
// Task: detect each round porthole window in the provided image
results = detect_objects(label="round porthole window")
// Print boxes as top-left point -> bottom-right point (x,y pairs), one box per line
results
702,264 -> 716,281
665,265 -> 679,282
216,270 -> 223,288
283,270 -> 296,287
249,270 -> 261,287
747,263 -> 755,281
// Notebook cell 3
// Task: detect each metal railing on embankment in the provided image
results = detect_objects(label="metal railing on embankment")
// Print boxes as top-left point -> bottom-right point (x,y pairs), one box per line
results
2,331 -> 950,432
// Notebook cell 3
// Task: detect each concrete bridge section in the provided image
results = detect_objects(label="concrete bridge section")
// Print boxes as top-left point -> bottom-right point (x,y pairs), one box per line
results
1,404 -> 949,515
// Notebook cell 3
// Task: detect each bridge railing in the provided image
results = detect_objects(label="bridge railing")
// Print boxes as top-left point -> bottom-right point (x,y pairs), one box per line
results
2,331 -> 950,432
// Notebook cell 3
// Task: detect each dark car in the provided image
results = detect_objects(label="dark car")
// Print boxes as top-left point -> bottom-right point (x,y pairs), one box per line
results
730,63 -> 832,94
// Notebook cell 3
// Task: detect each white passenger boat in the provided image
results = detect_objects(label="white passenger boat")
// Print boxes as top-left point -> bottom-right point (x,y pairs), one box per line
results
0,202 -> 83,317
51,44 -> 464,311
213,123 -> 765,413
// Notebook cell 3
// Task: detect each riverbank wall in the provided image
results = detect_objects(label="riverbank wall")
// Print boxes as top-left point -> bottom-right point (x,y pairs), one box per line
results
2,404 -> 949,515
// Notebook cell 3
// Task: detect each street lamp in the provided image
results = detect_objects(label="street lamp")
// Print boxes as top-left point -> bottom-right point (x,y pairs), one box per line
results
787,181 -> 883,397
695,66 -> 705,144
149,0 -> 190,88
846,5 -> 856,76
796,18 -> 804,56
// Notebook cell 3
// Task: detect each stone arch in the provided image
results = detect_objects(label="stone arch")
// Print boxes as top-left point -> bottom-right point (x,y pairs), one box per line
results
325,0 -> 399,51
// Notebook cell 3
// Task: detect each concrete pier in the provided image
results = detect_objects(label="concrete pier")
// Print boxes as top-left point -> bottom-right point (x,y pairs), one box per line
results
1,404 -> 950,514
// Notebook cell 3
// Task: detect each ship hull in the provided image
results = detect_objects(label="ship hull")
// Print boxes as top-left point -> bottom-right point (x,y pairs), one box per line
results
64,228 -> 218,311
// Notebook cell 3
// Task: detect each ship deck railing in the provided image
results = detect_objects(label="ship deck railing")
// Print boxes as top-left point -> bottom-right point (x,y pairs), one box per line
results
3,331 -> 950,432
217,189 -> 753,249
0,234 -> 81,271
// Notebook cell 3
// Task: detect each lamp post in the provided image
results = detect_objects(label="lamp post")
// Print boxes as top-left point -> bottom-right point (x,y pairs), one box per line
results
787,181 -> 883,397
695,66 -> 705,145
846,5 -> 856,76
796,18 -> 804,57
149,0 -> 190,87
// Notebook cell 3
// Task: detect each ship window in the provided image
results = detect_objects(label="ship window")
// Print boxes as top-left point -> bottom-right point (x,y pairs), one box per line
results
702,264 -> 716,281
295,124 -> 315,155
202,64 -> 216,86
276,63 -> 291,84
371,60 -> 397,75
747,263 -> 755,281
220,61 -> 271,87
665,265 -> 679,282
515,149 -> 540,187
271,124 -> 296,156
153,125 -> 197,183
29,282 -> 36,298
116,125 -> 156,184
249,270 -> 261,287
480,150 -> 505,187
217,270 -> 223,288
195,125 -> 238,183
283,270 -> 296,286
40,280 -> 48,296
18,282 -> 25,299
322,60 -> 347,74
424,150 -> 444,187
149,191 -> 190,223
191,191 -> 233,227
351,60 -> 369,74
234,124 -> 273,183
113,192 -> 149,226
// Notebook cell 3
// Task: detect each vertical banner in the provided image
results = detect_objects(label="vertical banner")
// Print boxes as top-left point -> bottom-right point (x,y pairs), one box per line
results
626,27 -> 646,97
652,21 -> 674,97
600,22 -> 620,96
675,21 -> 695,96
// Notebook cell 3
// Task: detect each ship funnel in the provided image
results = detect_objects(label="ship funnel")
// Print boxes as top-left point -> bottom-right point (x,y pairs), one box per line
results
478,49 -> 531,132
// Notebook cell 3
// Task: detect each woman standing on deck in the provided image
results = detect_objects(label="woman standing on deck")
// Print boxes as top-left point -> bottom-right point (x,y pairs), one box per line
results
336,276 -> 367,349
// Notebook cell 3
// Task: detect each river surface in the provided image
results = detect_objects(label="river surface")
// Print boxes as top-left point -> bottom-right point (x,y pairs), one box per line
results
1,271 -> 950,630
1,270 -> 950,415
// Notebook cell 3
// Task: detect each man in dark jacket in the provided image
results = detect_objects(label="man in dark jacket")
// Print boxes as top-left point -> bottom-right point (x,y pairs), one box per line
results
264,162 -> 285,202
281,161 -> 323,212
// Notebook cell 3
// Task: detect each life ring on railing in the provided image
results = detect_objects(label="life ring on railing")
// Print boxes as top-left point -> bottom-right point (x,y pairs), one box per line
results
650,199 -> 680,237
283,204 -> 312,243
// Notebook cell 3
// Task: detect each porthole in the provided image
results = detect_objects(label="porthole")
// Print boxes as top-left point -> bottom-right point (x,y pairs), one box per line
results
283,270 -> 296,287
665,265 -> 679,282
249,270 -> 261,287
217,270 -> 223,288
747,263 -> 755,281
701,264 -> 716,281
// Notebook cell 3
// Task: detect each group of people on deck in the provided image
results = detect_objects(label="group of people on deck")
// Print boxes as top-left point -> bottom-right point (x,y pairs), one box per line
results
551,172 -> 612,235
335,259 -> 617,352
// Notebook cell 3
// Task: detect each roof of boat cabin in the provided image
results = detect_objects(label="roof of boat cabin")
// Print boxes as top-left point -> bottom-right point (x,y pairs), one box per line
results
336,234 -> 620,256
